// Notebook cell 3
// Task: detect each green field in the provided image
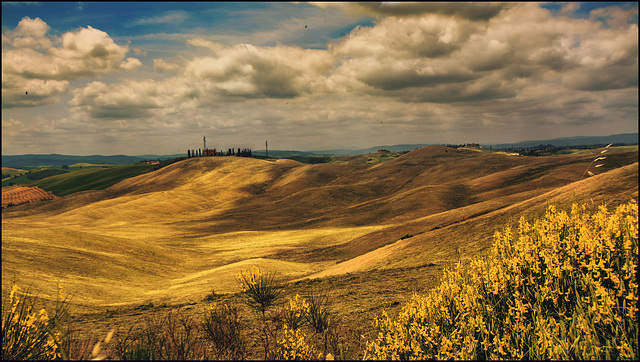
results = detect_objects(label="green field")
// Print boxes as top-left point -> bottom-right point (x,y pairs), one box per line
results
27,164 -> 155,196
283,150 -> 409,165
2,164 -> 156,195
2,165 -> 113,187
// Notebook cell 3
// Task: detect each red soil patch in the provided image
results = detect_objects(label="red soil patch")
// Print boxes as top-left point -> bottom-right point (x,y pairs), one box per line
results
2,186 -> 58,208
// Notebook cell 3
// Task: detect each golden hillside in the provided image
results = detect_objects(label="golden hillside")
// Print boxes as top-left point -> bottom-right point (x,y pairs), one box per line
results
2,146 -> 638,309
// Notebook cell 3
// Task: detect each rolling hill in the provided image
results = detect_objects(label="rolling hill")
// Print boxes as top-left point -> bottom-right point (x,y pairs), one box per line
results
1,145 -> 638,312
4,133 -> 635,167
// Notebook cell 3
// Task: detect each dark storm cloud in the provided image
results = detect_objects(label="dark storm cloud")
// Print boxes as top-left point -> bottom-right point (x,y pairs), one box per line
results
314,2 -> 511,21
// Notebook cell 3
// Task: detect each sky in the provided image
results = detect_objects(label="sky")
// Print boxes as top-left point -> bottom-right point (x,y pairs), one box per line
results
2,2 -> 638,156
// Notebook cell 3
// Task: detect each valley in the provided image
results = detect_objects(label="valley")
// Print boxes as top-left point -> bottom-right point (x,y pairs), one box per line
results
1,145 -> 638,354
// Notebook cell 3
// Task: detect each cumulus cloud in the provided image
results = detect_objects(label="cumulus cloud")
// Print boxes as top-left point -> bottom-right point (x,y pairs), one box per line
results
184,43 -> 333,98
3,16 -> 52,49
2,79 -> 70,108
120,57 -> 143,70
590,5 -> 639,29
326,2 -> 638,101
2,17 -> 140,108
559,3 -> 581,17
69,80 -> 165,119
153,59 -> 180,72
66,2 -> 637,145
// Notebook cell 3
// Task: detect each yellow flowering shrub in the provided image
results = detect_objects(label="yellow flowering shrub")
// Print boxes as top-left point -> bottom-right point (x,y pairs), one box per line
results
367,200 -> 638,360
275,294 -> 320,360
1,285 -> 66,360
276,323 -> 318,360
284,294 -> 311,330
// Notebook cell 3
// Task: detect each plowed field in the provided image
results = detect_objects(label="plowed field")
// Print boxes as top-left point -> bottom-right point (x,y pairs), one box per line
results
2,167 -> 24,172
2,186 -> 58,208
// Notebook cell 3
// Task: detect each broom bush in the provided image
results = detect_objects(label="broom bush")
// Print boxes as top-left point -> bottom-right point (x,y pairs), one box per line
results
366,200 -> 638,360
1,285 -> 68,360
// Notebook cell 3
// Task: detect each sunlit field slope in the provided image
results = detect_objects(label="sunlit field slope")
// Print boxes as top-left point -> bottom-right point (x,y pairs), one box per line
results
2,146 -> 637,309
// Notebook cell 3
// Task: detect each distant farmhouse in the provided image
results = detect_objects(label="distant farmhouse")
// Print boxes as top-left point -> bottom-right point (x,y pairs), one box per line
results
188,136 -> 252,158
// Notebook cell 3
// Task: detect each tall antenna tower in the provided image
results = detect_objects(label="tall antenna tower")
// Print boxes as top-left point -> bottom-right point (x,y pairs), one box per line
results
203,136 -> 207,150
265,140 -> 269,158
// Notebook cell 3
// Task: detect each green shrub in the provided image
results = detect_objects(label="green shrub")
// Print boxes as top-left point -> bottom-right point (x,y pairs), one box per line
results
237,266 -> 284,359
25,168 -> 69,181
305,290 -> 331,335
237,266 -> 282,316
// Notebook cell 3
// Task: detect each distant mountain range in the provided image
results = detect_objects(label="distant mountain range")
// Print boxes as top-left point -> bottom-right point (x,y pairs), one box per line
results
485,133 -> 638,150
272,133 -> 638,157
252,144 -> 429,157
2,133 -> 637,169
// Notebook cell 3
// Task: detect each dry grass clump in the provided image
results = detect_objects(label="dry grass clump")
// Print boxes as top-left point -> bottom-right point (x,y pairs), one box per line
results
109,310 -> 205,360
202,303 -> 246,359
580,143 -> 612,180
365,199 -> 638,360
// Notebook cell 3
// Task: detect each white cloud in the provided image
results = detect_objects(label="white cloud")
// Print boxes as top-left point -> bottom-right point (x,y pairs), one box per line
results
120,57 -> 143,70
2,17 -> 140,108
559,3 -> 581,17
2,118 -> 24,128
181,43 -> 333,98
69,80 -> 165,119
2,79 -> 70,108
590,5 -> 639,29
4,16 -> 52,50
12,2 -> 628,154
134,11 -> 189,25
132,48 -> 148,57
153,59 -> 180,73
186,38 -> 228,53
66,2 -> 637,126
